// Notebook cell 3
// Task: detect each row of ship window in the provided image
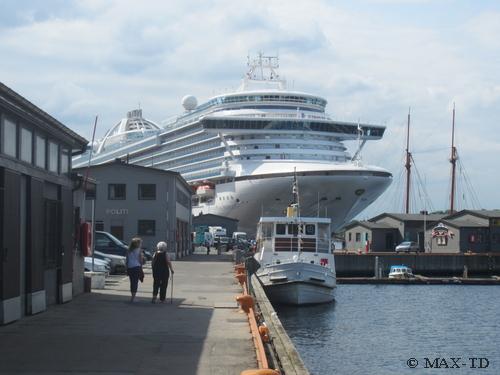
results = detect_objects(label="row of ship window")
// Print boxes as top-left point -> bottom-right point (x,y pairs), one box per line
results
203,118 -> 384,137
193,94 -> 327,113
1,115 -> 71,174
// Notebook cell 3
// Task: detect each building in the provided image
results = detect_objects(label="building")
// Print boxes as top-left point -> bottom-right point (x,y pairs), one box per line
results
344,213 -> 445,252
344,221 -> 399,252
426,210 -> 500,253
74,160 -> 192,259
0,82 -> 88,324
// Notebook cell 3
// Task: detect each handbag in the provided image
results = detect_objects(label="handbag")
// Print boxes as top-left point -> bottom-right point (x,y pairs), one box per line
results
139,267 -> 144,283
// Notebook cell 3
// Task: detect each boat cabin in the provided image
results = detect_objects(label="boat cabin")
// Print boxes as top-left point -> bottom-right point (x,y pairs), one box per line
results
388,265 -> 414,279
257,217 -> 332,254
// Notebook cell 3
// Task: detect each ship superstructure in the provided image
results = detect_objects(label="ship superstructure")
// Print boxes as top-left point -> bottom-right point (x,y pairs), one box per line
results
73,54 -> 392,233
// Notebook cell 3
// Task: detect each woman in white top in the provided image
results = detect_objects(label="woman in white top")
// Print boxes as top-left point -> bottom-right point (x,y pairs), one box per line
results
126,237 -> 144,303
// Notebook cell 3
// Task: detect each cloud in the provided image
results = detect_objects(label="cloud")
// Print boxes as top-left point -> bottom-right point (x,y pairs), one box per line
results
1,0 -> 499,212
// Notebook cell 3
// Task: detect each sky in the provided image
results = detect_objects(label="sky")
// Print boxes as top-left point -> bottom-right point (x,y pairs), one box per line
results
1,0 -> 499,216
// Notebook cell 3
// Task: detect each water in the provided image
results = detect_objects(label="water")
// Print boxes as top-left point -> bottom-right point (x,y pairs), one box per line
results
276,285 -> 500,375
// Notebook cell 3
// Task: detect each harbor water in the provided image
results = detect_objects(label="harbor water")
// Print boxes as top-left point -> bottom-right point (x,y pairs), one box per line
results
276,285 -> 500,374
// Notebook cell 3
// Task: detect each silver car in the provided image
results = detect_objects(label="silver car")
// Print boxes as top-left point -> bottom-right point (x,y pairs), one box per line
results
395,241 -> 420,253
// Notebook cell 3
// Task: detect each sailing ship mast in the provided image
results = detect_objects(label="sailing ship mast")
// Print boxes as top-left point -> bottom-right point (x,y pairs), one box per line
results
449,103 -> 458,213
405,108 -> 412,214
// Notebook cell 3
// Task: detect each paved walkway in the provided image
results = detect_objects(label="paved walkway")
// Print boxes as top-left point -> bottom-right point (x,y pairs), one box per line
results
0,252 -> 256,374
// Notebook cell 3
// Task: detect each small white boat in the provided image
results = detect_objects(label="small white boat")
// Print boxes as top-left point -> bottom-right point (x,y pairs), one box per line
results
388,265 -> 415,279
254,209 -> 336,305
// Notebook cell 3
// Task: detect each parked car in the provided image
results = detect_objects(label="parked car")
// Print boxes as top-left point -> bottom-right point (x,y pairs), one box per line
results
84,257 -> 110,273
395,241 -> 420,253
95,231 -> 128,257
93,250 -> 127,274
96,231 -> 151,262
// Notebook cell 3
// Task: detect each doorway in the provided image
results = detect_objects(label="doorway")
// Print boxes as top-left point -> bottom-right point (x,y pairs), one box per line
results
110,225 -> 124,241
385,232 -> 394,251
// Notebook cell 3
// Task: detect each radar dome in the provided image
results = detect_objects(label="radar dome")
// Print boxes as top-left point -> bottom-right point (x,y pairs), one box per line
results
182,95 -> 197,111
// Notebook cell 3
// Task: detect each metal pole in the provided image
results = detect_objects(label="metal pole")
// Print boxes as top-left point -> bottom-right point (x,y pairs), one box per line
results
405,108 -> 411,214
91,199 -> 95,272
170,273 -> 174,304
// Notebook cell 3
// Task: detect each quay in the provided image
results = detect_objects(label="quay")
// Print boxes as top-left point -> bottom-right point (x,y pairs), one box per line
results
335,253 -> 500,277
0,252 -> 258,375
0,249 -> 308,375
338,276 -> 500,285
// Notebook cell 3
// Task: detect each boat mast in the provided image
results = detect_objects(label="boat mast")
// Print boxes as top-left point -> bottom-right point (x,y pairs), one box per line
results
405,108 -> 412,214
450,103 -> 458,213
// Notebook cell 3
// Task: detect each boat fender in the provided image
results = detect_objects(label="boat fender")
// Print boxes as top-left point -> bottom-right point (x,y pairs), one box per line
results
258,325 -> 270,343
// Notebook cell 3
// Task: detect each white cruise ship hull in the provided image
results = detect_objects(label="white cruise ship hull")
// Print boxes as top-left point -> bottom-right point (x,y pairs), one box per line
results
256,262 -> 336,305
194,164 -> 391,233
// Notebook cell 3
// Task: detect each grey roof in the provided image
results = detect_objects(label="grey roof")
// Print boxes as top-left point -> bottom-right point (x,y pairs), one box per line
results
0,82 -> 88,149
370,212 -> 446,223
345,220 -> 396,230
442,218 -> 488,228
447,209 -> 500,220
73,159 -> 192,193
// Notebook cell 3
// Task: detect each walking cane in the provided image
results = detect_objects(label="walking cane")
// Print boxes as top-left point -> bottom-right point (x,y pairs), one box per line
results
170,273 -> 174,304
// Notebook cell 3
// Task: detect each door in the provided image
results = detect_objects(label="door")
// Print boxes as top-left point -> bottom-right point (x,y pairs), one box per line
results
385,232 -> 394,251
44,199 -> 62,306
110,226 -> 124,241
19,176 -> 28,316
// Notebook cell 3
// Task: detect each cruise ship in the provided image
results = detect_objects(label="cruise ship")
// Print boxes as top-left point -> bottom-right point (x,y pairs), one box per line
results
73,54 -> 392,233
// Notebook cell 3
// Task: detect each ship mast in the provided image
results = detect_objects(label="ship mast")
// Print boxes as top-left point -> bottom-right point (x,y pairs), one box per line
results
404,108 -> 412,214
449,103 -> 458,213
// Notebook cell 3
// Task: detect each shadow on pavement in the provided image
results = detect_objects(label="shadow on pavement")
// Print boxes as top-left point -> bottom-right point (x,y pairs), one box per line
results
0,291 -> 213,375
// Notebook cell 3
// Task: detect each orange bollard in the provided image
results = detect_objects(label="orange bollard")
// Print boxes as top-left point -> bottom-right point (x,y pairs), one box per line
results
235,273 -> 247,285
236,294 -> 254,313
235,264 -> 246,273
240,369 -> 280,375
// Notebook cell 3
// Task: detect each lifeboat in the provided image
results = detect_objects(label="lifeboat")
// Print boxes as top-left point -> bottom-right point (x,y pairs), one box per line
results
195,182 -> 215,197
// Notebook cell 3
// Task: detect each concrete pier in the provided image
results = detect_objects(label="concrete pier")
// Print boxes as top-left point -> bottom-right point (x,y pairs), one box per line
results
0,252 -> 256,375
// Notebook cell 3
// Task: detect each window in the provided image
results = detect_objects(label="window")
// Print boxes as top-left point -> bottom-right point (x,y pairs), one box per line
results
348,232 -> 352,241
20,127 -> 32,163
36,135 -> 46,168
3,118 -> 17,157
365,233 -> 369,241
276,224 -> 286,235
108,184 -> 126,200
138,220 -> 155,236
138,184 -> 156,200
437,236 -> 448,246
305,224 -> 315,235
355,233 -> 361,242
288,224 -> 299,236
48,141 -> 58,173
95,221 -> 104,231
60,148 -> 69,174
86,183 -> 96,200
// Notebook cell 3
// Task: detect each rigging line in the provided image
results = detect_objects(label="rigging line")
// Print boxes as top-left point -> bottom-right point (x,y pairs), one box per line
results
457,157 -> 482,209
409,154 -> 435,212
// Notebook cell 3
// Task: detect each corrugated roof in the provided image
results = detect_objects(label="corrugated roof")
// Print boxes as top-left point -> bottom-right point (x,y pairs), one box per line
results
0,82 -> 88,149
370,212 -> 446,222
443,218 -> 487,228
73,159 -> 192,193
345,220 -> 396,230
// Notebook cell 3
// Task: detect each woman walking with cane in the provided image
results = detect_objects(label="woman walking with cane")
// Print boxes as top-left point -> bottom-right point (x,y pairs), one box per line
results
151,241 -> 174,304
